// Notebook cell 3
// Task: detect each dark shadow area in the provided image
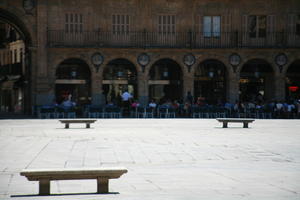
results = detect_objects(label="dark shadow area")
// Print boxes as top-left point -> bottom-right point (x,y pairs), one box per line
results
55,128 -> 95,130
11,192 -> 119,197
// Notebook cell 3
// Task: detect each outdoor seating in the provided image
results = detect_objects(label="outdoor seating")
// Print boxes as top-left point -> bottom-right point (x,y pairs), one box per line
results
145,107 -> 154,118
216,118 -> 255,128
103,106 -> 122,118
38,106 -> 56,119
59,119 -> 96,128
88,106 -> 104,118
20,167 -> 128,195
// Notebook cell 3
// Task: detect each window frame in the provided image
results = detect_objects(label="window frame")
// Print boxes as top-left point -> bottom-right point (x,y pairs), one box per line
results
203,16 -> 221,38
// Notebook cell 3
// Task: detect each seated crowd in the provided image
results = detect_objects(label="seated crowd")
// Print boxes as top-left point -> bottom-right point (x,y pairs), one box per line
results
36,93 -> 300,119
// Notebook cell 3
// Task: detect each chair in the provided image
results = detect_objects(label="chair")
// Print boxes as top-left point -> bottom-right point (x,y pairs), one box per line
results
88,106 -> 104,118
145,107 -> 154,118
191,106 -> 201,118
167,107 -> 176,118
137,107 -> 146,118
39,106 -> 56,119
65,106 -> 76,118
104,106 -> 122,118
158,106 -> 168,118
55,106 -> 66,118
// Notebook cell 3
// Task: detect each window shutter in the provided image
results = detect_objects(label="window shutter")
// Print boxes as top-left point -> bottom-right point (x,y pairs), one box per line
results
288,14 -> 296,33
199,15 -> 203,34
223,14 -> 231,33
267,15 -> 275,33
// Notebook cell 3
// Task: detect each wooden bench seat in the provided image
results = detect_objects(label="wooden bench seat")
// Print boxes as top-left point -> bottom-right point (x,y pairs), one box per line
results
216,118 -> 255,128
20,167 -> 128,195
59,119 -> 97,128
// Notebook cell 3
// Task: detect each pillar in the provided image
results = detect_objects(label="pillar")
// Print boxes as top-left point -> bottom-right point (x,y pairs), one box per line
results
274,73 -> 286,101
183,72 -> 194,101
227,71 -> 239,103
138,72 -> 148,106
35,0 -> 53,105
91,72 -> 105,105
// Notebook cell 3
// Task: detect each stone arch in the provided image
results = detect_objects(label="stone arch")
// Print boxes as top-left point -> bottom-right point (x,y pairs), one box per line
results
194,59 -> 228,104
239,58 -> 275,102
100,57 -> 139,77
145,56 -> 186,77
148,58 -> 184,102
0,8 -> 34,114
285,59 -> 300,101
0,8 -> 34,45
195,54 -> 233,74
238,56 -> 277,74
54,58 -> 92,105
51,56 -> 93,79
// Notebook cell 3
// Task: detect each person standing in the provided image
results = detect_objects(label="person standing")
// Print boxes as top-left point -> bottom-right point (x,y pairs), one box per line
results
121,90 -> 133,116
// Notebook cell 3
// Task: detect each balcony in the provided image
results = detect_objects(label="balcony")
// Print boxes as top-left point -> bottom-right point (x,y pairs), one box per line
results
47,30 -> 300,49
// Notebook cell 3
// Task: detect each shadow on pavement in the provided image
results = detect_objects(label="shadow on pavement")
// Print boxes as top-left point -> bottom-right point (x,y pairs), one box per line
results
11,192 -> 119,197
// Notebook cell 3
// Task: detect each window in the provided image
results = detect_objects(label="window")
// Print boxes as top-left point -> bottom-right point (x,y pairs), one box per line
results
248,15 -> 266,38
203,16 -> 221,37
296,15 -> 300,36
158,15 -> 176,34
112,14 -> 130,34
65,13 -> 83,33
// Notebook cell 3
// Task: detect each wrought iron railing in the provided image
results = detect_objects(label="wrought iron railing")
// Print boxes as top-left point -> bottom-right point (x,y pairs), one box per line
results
47,30 -> 300,49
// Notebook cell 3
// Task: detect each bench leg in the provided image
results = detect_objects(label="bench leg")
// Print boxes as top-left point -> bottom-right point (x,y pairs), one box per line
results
223,122 -> 228,128
39,179 -> 50,195
243,123 -> 249,128
86,123 -> 90,128
65,123 -> 69,129
97,178 -> 109,193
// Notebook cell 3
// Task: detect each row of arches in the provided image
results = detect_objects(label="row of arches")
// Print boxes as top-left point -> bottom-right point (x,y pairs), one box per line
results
55,57 -> 300,106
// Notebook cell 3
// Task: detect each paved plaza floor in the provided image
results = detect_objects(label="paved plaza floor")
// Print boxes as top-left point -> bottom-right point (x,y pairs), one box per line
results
0,119 -> 299,200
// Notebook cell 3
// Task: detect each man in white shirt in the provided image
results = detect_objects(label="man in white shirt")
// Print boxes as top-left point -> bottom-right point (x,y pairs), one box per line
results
121,90 -> 132,116
121,91 -> 132,101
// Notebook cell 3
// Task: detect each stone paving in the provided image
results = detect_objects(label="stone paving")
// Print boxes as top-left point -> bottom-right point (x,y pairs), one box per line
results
0,119 -> 300,200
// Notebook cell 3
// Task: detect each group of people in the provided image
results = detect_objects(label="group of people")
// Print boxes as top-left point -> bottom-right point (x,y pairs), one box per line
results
57,91 -> 300,119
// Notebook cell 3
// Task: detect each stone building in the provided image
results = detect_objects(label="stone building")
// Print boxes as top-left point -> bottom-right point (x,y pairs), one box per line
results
0,0 -> 299,114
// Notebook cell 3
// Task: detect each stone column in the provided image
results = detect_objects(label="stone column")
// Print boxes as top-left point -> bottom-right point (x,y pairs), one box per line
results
138,72 -> 149,106
35,0 -> 53,105
36,0 -> 48,77
227,72 -> 239,103
183,72 -> 194,101
274,73 -> 286,101
91,71 -> 105,105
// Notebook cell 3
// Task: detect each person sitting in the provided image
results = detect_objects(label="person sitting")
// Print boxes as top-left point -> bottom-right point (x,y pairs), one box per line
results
148,99 -> 157,109
131,100 -> 140,108
61,99 -> 76,107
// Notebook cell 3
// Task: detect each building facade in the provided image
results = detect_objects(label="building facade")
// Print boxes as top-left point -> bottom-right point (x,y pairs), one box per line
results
0,0 -> 300,114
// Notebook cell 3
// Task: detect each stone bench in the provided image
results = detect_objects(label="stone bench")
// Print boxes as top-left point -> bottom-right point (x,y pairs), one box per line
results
20,167 -> 128,195
216,118 -> 255,128
59,119 -> 97,128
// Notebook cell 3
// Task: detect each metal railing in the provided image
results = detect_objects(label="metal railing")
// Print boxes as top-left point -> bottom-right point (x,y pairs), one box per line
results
47,30 -> 300,49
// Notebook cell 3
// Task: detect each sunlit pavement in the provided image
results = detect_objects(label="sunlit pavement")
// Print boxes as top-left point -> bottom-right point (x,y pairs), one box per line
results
0,119 -> 300,200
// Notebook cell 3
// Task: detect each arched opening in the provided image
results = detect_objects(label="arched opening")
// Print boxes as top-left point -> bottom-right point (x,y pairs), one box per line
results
194,59 -> 227,105
148,59 -> 183,103
240,59 -> 274,103
102,59 -> 137,105
286,60 -> 300,101
0,9 -> 32,114
55,58 -> 91,106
